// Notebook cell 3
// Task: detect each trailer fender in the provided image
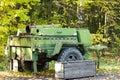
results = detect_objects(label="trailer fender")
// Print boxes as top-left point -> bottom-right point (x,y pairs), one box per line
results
52,42 -> 63,56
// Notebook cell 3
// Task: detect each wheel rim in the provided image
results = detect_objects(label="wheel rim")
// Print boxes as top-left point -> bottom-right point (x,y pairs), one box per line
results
66,54 -> 79,61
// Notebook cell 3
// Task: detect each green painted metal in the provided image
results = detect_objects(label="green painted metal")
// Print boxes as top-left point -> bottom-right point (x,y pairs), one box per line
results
32,51 -> 38,73
36,28 -> 77,35
32,51 -> 38,61
8,24 -> 92,72
33,61 -> 37,73
77,29 -> 92,46
52,42 -> 63,57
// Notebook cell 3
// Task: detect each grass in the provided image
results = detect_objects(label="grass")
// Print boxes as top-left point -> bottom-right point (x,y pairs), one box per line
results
0,50 -> 119,77
48,53 -> 120,74
98,61 -> 120,73
89,51 -> 120,74
0,71 -> 33,78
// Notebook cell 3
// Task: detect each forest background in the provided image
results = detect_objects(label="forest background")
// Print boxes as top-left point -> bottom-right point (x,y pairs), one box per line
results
0,0 -> 120,73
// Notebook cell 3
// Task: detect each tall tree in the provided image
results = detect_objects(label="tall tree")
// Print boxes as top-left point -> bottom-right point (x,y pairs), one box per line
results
0,0 -> 40,56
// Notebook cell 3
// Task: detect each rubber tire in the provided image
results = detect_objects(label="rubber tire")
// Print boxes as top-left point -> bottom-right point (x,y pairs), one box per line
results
58,47 -> 83,62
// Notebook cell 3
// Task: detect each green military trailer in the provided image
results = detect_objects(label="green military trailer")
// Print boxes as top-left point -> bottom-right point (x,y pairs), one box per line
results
7,24 -> 92,73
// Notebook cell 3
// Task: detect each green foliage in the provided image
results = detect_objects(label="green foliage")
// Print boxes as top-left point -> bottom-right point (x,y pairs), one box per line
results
108,32 -> 120,55
48,60 -> 55,70
0,0 -> 41,58
91,34 -> 110,45
0,0 -> 120,72
0,55 -> 9,71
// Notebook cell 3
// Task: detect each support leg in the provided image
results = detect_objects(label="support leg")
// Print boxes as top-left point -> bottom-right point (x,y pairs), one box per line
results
10,59 -> 13,71
33,61 -> 37,73
96,50 -> 100,69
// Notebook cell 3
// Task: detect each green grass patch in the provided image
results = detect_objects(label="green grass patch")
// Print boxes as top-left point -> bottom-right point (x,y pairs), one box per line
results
89,50 -> 120,73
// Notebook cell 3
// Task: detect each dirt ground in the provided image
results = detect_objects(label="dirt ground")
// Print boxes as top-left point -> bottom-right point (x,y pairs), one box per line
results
0,72 -> 120,80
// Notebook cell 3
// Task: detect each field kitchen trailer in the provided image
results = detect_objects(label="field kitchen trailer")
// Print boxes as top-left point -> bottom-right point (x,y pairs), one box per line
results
7,24 -> 92,73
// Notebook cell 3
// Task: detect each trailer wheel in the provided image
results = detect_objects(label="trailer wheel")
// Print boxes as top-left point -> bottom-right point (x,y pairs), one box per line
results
58,47 -> 83,62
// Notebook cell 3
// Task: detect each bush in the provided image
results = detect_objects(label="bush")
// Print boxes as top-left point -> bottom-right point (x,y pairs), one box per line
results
90,34 -> 110,45
0,56 -> 10,71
